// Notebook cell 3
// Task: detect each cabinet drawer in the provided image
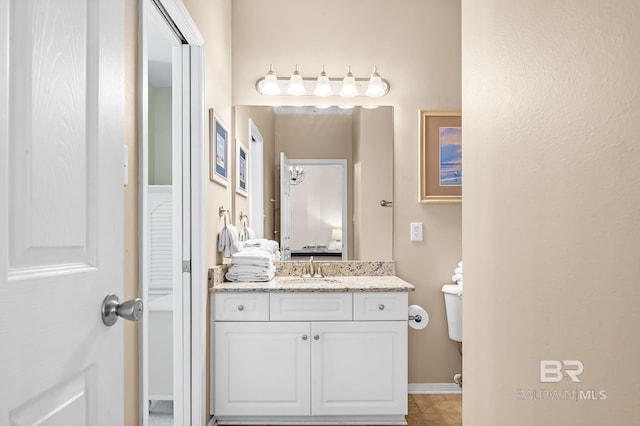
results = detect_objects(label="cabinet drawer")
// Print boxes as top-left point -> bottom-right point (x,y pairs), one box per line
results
214,293 -> 269,321
270,293 -> 352,321
353,292 -> 408,321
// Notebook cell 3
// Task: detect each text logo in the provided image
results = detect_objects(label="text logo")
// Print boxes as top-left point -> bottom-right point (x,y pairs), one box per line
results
540,360 -> 584,383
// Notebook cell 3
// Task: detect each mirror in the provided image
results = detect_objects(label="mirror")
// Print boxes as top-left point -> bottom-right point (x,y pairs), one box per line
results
142,1 -> 184,424
234,106 -> 394,261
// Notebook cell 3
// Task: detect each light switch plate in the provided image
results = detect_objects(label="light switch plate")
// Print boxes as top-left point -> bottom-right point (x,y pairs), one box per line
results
410,222 -> 423,241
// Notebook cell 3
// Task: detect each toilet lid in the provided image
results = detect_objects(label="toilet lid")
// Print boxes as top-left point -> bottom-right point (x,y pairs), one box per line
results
442,284 -> 463,295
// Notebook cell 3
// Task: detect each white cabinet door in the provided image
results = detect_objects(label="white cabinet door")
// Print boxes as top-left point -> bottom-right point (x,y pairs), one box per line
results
311,321 -> 407,416
214,322 -> 311,416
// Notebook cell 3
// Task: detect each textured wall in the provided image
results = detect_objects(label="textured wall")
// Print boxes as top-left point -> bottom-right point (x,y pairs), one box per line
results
462,1 -> 640,424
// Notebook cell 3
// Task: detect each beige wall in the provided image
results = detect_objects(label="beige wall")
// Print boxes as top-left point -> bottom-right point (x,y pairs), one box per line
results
234,106 -> 276,239
353,107 -> 393,261
232,0 -> 462,383
181,0 -> 233,269
462,1 -> 640,425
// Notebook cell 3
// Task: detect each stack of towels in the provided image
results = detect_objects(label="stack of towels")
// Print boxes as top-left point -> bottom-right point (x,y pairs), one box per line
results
451,261 -> 463,286
225,239 -> 280,282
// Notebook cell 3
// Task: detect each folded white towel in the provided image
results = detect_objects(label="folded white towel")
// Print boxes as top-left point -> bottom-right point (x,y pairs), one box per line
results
232,247 -> 274,261
218,224 -> 240,258
241,238 -> 279,253
452,273 -> 463,284
457,261 -> 463,268
225,264 -> 276,282
454,266 -> 463,274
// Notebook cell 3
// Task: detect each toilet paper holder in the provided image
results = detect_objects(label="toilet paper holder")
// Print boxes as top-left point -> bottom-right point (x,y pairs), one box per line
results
408,314 -> 423,323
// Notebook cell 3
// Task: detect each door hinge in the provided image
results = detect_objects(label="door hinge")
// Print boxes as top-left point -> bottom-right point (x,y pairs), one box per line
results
182,260 -> 191,273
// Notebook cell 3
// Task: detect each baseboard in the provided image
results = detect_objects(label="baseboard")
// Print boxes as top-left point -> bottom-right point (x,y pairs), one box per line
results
408,383 -> 462,394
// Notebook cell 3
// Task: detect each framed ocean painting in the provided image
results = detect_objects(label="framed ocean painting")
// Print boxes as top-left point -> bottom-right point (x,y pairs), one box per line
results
419,110 -> 462,203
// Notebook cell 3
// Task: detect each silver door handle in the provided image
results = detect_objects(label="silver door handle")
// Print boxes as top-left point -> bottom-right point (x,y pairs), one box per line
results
380,200 -> 393,207
101,294 -> 143,326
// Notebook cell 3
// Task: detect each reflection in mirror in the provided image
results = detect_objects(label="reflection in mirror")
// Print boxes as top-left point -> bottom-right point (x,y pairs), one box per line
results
143,1 -> 183,424
234,106 -> 394,261
288,161 -> 347,260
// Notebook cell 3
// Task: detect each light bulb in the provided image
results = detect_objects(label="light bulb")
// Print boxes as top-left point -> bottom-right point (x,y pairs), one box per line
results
366,66 -> 385,97
288,64 -> 306,96
314,65 -> 333,97
261,64 -> 280,95
340,65 -> 358,97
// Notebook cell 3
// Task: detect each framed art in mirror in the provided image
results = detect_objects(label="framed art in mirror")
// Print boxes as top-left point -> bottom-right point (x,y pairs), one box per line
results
419,110 -> 462,203
236,140 -> 248,197
210,108 -> 229,187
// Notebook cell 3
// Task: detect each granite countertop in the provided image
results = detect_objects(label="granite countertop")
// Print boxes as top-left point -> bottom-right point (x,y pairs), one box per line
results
211,275 -> 415,293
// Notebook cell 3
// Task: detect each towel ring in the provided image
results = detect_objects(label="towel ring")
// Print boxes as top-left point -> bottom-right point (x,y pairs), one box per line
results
219,206 -> 230,226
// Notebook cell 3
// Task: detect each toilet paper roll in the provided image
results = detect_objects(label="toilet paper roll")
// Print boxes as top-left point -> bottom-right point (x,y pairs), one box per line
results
408,305 -> 429,330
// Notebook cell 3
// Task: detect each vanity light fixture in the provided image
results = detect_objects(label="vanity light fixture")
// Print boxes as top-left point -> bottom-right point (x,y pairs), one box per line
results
314,65 -> 333,97
289,165 -> 305,185
256,65 -> 389,97
288,64 -> 306,96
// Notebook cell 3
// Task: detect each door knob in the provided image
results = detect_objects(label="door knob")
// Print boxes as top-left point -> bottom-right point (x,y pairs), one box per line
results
101,294 -> 143,326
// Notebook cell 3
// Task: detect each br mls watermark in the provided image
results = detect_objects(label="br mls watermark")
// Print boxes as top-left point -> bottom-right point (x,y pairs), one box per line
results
515,360 -> 607,402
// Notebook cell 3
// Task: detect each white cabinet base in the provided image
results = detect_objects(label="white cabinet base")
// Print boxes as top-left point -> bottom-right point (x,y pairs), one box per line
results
214,414 -> 407,425
212,292 -> 409,424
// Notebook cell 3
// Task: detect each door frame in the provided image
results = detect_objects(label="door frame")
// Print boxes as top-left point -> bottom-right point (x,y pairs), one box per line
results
139,0 -> 205,424
248,119 -> 264,238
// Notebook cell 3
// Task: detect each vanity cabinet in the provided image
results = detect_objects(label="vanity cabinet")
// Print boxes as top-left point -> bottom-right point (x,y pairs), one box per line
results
212,291 -> 408,424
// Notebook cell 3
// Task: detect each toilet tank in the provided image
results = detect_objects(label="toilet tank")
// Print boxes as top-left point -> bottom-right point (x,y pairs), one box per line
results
442,284 -> 462,342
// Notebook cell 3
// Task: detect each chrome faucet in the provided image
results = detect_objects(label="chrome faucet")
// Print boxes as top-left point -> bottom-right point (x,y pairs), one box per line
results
301,256 -> 324,278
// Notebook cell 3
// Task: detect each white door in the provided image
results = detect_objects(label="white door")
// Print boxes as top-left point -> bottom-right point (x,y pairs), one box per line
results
0,0 -> 125,425
311,321 -> 407,416
214,322 -> 311,416
279,152 -> 292,260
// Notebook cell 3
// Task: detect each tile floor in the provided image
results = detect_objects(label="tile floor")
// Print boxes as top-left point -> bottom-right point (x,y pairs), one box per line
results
153,394 -> 462,426
149,400 -> 173,426
406,394 -> 462,426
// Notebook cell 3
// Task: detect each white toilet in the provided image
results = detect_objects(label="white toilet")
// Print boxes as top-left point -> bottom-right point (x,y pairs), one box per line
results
442,284 -> 462,342
442,284 -> 463,386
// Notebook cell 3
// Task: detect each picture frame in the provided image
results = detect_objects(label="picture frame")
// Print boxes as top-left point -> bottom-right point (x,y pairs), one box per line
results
209,108 -> 229,187
419,110 -> 462,203
236,140 -> 248,198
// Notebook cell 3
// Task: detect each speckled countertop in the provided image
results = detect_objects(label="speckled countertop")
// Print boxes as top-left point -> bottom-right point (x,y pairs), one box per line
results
208,260 -> 415,293
212,275 -> 415,293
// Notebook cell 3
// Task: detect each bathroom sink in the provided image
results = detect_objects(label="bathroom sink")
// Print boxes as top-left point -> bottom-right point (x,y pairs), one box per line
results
276,277 -> 343,285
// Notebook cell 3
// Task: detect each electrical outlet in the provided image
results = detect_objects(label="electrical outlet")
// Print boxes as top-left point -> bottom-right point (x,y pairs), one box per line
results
410,222 -> 423,241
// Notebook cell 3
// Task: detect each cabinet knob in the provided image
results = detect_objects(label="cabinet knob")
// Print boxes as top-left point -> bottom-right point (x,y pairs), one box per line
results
378,304 -> 385,311
302,335 -> 308,341
313,334 -> 320,341
237,305 -> 244,311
